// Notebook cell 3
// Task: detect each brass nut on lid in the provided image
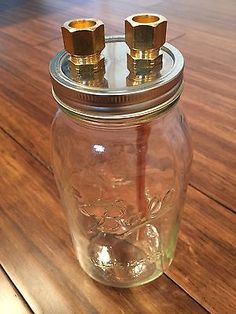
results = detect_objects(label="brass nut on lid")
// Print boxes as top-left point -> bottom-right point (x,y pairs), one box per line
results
61,19 -> 105,56
125,14 -> 167,51
127,51 -> 163,74
125,14 -> 167,73
61,18 -> 106,82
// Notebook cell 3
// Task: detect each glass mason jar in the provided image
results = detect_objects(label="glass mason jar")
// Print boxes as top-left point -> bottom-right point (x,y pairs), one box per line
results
50,15 -> 192,287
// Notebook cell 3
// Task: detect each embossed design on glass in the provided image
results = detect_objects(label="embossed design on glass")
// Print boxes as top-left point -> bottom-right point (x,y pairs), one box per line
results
73,188 -> 175,237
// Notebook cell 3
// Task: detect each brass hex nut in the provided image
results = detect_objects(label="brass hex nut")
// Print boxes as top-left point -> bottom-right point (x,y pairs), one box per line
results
125,14 -> 167,51
127,53 -> 163,73
70,63 -> 107,87
69,58 -> 105,75
61,19 -> 105,56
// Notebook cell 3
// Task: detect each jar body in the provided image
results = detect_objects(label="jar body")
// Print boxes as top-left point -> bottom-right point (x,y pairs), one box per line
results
51,104 -> 192,287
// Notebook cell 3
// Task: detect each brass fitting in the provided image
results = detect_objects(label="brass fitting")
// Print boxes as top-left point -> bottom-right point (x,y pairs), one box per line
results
125,14 -> 167,73
61,19 -> 105,77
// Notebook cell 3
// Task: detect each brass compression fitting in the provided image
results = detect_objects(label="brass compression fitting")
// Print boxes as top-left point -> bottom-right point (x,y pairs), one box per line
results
125,14 -> 167,74
61,18 -> 106,85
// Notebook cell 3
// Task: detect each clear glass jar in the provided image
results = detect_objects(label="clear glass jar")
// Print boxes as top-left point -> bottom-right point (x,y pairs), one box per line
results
51,102 -> 192,287
49,14 -> 192,287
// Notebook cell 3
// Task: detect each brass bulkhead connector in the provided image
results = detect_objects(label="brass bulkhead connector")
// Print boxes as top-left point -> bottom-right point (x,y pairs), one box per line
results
61,19 -> 106,86
125,14 -> 167,84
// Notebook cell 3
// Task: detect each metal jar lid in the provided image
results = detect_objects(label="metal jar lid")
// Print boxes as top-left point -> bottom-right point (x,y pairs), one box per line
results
49,15 -> 184,121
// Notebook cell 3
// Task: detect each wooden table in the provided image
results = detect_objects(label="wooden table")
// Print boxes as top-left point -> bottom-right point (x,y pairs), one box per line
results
0,1 -> 235,313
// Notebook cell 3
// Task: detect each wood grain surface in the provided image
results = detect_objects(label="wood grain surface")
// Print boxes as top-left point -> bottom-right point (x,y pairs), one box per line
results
0,0 -> 235,313
0,266 -> 32,314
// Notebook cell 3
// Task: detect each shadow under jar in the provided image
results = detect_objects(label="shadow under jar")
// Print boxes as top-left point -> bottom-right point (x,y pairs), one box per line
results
50,14 -> 192,288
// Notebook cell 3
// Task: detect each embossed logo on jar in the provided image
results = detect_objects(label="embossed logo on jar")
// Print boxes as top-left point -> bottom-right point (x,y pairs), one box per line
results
73,188 -> 175,238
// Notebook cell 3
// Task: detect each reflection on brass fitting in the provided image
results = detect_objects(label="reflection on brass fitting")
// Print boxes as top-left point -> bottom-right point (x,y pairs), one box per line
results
72,70 -> 108,88
61,19 -> 106,87
125,14 -> 167,85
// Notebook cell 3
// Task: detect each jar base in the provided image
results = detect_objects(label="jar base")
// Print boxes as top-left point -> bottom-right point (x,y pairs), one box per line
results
84,265 -> 164,288
77,231 -> 172,288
